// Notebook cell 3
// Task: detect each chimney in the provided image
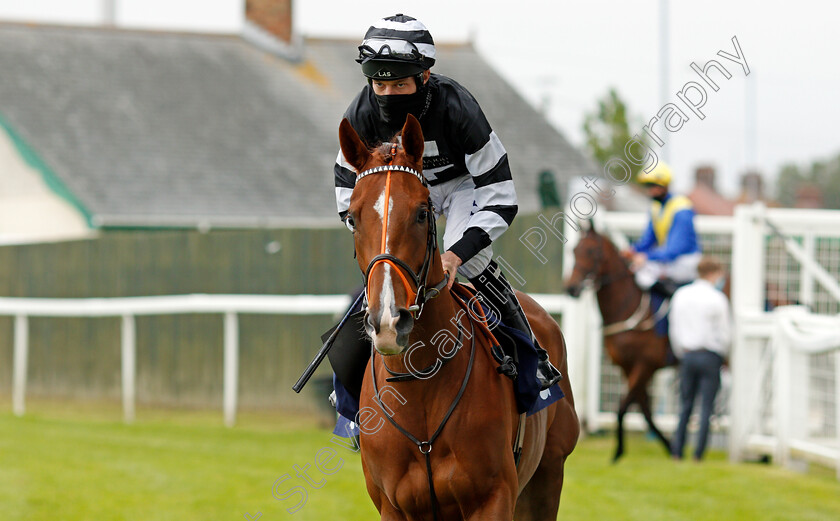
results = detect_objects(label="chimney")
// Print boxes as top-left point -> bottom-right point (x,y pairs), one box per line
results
695,165 -> 717,191
794,184 -> 824,209
740,171 -> 764,203
246,0 -> 292,43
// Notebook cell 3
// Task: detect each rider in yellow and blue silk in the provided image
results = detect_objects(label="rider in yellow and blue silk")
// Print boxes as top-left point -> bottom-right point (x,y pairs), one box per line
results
625,163 -> 702,297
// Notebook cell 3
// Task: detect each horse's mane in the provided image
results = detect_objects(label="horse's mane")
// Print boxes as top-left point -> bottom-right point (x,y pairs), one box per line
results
591,230 -> 632,275
374,142 -> 397,156
369,128 -> 405,155
598,232 -> 621,256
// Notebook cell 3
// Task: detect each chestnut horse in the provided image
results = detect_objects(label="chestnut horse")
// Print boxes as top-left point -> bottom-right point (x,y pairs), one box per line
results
339,114 -> 578,521
565,226 -> 672,462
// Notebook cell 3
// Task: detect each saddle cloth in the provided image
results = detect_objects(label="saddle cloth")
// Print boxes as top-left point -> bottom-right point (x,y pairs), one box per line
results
329,286 -> 564,438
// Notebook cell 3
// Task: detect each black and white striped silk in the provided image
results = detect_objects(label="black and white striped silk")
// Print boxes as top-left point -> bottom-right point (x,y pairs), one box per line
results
334,74 -> 518,265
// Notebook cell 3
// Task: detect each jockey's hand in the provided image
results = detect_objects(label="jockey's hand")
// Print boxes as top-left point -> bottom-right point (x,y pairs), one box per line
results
440,251 -> 462,290
620,248 -> 635,261
630,252 -> 647,272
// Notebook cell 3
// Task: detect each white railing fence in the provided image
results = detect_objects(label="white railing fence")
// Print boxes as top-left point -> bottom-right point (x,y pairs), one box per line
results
556,203 -> 840,478
0,294 -> 351,427
0,293 -> 576,427
727,204 -> 840,478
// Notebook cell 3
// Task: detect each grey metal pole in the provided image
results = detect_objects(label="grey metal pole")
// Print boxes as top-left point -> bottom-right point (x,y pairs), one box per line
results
659,0 -> 670,164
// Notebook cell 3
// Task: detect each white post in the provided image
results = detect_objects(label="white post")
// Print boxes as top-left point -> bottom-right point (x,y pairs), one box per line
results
223,312 -> 239,428
731,203 -> 766,315
583,288 -> 603,433
560,294 -> 586,425
729,203 -> 766,461
835,348 -> 840,480
561,215 -> 587,428
12,315 -> 29,417
799,234 -> 815,309
121,314 -> 136,424
772,319 -> 811,469
561,217 -> 581,280
773,331 -> 791,466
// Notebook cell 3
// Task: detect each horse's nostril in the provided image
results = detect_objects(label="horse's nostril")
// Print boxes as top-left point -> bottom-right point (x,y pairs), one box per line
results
395,308 -> 414,334
366,312 -> 380,334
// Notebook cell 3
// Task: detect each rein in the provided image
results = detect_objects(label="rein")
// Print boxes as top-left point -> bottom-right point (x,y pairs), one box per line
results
360,145 -> 448,319
582,241 -> 653,335
370,290 -> 477,521
581,244 -> 633,291
359,145 -> 502,519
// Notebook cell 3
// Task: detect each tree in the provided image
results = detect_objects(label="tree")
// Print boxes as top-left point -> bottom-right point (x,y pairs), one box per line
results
811,156 -> 840,209
774,153 -> 840,209
775,163 -> 804,207
582,88 -> 642,169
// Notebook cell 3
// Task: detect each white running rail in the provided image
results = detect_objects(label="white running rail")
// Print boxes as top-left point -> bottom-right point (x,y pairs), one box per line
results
0,293 -> 574,427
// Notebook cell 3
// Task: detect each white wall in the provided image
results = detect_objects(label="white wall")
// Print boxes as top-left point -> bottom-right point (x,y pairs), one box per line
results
0,127 -> 92,244
0,0 -> 245,34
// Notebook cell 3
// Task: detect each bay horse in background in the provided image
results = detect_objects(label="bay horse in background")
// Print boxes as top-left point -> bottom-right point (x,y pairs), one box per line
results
339,114 -> 578,520
565,226 -> 672,462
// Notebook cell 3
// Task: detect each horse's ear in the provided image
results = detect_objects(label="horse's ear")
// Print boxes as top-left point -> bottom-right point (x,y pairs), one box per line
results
400,114 -> 424,167
339,118 -> 371,173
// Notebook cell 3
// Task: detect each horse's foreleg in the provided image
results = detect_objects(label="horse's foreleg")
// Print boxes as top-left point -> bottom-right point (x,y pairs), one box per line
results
373,493 -> 407,521
466,486 -> 516,521
639,387 -> 671,455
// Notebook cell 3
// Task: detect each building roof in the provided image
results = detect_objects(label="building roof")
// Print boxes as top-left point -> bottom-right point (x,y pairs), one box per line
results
0,24 -> 595,228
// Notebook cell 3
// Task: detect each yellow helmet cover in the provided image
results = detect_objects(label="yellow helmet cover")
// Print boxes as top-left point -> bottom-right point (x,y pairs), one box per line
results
637,162 -> 672,187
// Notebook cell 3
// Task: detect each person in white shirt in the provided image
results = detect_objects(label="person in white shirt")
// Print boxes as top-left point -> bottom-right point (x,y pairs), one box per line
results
668,256 -> 731,461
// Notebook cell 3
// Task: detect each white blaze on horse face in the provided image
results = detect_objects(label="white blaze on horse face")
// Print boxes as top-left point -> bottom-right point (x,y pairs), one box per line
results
372,188 -> 401,354
373,190 -> 393,253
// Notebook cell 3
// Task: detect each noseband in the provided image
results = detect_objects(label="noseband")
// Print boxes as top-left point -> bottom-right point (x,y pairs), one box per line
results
358,145 -> 449,319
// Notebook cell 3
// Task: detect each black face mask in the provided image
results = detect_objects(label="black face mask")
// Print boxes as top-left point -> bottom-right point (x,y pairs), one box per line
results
374,85 -> 428,127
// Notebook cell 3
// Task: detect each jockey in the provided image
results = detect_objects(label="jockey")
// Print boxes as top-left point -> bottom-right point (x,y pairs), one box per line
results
624,163 -> 702,297
334,13 -> 562,389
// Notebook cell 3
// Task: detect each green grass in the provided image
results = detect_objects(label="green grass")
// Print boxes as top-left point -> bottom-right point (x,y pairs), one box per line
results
1,402 -> 839,521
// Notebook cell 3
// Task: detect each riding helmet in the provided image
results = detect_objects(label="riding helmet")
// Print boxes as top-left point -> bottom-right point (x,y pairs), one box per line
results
356,14 -> 436,80
637,162 -> 673,187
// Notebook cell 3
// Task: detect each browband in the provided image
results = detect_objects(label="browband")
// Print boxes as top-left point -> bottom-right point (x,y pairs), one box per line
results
357,165 -> 427,186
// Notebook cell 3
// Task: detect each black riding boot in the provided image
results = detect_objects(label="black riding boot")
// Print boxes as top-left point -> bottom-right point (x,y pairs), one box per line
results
651,279 -> 679,298
469,261 -> 563,390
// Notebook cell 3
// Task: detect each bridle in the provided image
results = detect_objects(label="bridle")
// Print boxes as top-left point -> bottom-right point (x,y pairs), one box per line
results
356,144 -> 467,521
358,144 -> 449,320
576,239 -> 631,291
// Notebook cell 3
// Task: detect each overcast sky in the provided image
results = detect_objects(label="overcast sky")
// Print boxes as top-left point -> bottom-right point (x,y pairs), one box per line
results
298,0 -> 840,197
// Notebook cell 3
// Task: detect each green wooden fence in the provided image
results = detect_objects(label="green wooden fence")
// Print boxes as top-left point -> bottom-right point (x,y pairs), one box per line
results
0,214 -> 568,410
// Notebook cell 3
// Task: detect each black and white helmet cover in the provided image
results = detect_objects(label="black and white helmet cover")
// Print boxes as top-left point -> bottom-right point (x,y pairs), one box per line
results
356,14 -> 436,80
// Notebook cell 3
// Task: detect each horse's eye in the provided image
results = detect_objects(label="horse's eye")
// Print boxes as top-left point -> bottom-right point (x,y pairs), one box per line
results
345,215 -> 356,232
417,209 -> 429,223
